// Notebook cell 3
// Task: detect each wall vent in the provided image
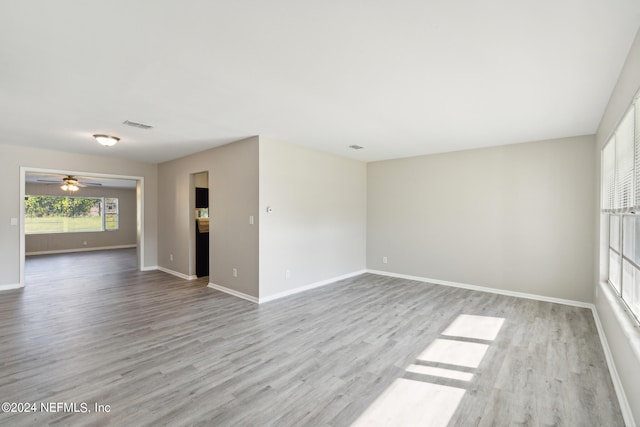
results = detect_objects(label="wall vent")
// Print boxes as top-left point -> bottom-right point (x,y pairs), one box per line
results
123,120 -> 153,130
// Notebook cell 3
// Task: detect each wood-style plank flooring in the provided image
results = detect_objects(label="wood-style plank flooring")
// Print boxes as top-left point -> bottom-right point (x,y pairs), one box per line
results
0,249 -> 623,426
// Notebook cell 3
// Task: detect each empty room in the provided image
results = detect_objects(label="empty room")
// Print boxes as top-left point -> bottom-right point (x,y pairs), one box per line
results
1,1 -> 640,426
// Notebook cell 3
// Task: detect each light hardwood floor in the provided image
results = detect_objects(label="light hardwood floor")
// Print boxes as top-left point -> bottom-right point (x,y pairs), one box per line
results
0,249 -> 623,426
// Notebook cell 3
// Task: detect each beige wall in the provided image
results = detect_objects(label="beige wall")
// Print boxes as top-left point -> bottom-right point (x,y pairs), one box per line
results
25,183 -> 137,254
258,138 -> 367,299
368,135 -> 596,302
157,137 -> 259,297
0,143 -> 157,287
594,27 -> 640,425
194,172 -> 208,188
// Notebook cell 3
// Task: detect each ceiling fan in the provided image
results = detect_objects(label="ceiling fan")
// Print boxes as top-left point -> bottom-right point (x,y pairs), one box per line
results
36,175 -> 103,192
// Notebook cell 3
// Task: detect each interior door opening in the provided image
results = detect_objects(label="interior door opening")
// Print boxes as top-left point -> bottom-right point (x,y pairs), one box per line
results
193,171 -> 209,278
20,167 -> 145,287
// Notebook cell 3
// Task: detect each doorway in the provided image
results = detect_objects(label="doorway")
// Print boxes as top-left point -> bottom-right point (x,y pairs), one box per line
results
193,171 -> 209,278
20,167 -> 145,286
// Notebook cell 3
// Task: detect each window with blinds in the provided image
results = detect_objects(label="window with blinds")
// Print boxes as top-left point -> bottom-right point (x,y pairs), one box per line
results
602,105 -> 636,212
617,108 -> 635,210
602,94 -> 640,323
602,138 -> 615,211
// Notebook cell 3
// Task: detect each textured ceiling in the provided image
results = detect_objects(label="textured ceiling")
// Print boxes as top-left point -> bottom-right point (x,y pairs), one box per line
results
1,0 -> 639,164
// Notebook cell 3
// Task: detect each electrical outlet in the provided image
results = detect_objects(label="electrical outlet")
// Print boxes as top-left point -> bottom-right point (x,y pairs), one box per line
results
286,269 -> 291,279
249,215 -> 254,225
383,256 -> 388,264
83,241 -> 88,246
170,254 -> 173,261
233,268 -> 238,277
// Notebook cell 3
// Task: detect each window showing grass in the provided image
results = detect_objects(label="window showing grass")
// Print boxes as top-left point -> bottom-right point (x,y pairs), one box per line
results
25,195 -> 119,234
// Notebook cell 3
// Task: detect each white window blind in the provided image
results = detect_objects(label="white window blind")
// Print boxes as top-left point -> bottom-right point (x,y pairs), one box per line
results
616,107 -> 635,211
602,102 -> 638,213
602,137 -> 616,211
636,103 -> 640,207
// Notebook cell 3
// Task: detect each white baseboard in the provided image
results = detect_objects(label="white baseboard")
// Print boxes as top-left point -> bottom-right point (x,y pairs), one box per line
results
591,306 -> 636,427
367,269 -> 592,309
141,265 -> 158,272
207,282 -> 259,304
0,283 -> 23,291
26,244 -> 136,256
157,266 -> 197,281
259,269 -> 367,304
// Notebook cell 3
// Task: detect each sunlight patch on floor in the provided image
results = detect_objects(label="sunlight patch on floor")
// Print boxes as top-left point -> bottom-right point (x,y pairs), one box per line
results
441,314 -> 505,341
418,339 -> 489,368
351,378 -> 466,427
351,314 -> 505,426
405,364 -> 474,382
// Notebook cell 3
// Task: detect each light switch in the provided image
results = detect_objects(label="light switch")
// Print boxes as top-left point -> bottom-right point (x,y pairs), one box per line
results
10,218 -> 18,226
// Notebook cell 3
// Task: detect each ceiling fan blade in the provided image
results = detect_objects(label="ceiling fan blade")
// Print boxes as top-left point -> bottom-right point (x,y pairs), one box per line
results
32,175 -> 107,188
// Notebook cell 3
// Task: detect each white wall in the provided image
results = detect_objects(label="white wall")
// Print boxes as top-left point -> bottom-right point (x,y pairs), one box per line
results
25,183 -> 137,254
594,27 -> 640,425
259,138 -> 367,299
368,135 -> 596,303
0,143 -> 157,288
157,137 -> 259,297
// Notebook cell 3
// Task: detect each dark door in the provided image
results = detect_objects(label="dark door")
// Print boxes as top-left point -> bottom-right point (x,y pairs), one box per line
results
195,187 -> 209,277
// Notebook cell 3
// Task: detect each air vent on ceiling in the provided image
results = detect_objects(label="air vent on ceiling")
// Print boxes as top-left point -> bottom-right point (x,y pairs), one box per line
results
349,145 -> 364,150
122,120 -> 153,130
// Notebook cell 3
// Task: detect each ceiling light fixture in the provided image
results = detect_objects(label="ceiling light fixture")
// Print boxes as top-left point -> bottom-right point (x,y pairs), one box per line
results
61,177 -> 79,192
61,183 -> 79,192
93,134 -> 120,147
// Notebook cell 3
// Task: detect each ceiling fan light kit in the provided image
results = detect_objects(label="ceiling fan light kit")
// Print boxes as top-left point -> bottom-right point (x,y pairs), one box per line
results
61,177 -> 80,192
61,183 -> 79,192
93,134 -> 120,147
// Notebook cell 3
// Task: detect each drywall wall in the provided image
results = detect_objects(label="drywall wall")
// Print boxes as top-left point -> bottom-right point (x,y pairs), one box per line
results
25,183 -> 136,254
0,143 -> 157,288
368,135 -> 596,302
259,138 -> 367,299
594,26 -> 640,425
157,137 -> 259,297
194,172 -> 208,188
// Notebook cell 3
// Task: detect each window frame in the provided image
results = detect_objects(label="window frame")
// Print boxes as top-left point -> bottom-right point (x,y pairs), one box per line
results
103,197 -> 119,231
608,214 -> 640,323
608,214 -> 621,294
602,90 -> 640,325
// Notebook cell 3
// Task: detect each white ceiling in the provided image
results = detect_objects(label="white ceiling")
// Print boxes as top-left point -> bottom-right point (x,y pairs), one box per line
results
1,0 -> 639,164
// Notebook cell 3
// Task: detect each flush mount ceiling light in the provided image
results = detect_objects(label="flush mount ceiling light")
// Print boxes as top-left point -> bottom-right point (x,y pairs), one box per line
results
93,134 -> 120,147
